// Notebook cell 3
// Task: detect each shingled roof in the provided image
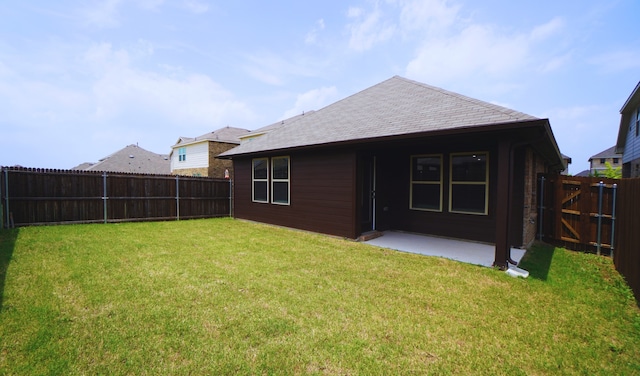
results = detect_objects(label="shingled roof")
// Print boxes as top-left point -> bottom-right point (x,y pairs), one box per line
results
73,144 -> 170,174
221,76 -> 540,157
173,126 -> 250,148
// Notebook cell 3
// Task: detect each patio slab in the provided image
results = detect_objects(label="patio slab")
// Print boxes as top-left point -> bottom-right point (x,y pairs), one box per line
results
363,231 -> 526,268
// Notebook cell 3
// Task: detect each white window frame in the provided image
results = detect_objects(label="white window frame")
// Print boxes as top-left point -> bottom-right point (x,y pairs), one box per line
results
449,152 -> 489,215
271,156 -> 290,205
178,147 -> 186,162
252,158 -> 269,203
409,154 -> 443,212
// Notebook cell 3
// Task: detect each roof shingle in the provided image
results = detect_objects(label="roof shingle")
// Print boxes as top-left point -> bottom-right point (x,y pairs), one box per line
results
221,76 -> 539,157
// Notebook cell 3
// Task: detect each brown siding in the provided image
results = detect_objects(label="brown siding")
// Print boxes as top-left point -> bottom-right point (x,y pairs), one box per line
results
233,150 -> 357,239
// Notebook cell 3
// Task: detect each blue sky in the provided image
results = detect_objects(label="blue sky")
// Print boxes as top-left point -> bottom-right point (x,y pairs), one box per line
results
0,0 -> 638,174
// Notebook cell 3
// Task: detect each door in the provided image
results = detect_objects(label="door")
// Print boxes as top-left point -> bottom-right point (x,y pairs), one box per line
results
359,155 -> 376,233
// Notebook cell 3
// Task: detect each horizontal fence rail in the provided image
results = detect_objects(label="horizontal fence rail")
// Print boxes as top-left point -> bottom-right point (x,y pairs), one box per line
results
1,167 -> 231,227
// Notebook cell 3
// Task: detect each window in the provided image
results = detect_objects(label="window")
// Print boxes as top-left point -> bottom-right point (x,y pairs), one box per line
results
410,155 -> 442,211
252,158 -> 268,203
271,156 -> 290,205
613,158 -> 619,164
600,158 -> 606,164
636,107 -> 640,137
178,147 -> 186,162
450,153 -> 488,215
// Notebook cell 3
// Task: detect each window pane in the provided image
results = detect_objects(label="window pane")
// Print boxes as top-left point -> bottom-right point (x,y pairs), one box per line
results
253,181 -> 267,202
411,184 -> 440,210
272,181 -> 289,204
452,154 -> 486,182
272,157 -> 289,179
412,156 -> 440,182
451,184 -> 486,213
253,159 -> 267,179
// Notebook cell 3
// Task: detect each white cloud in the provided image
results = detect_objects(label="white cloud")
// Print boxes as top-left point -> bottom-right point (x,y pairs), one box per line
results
305,19 -> 326,45
589,49 -> 640,72
283,86 -> 338,119
81,0 -> 123,28
183,0 -> 209,14
83,43 -> 252,127
243,51 -> 328,86
530,17 -> 564,42
346,4 -> 395,52
397,0 -> 460,35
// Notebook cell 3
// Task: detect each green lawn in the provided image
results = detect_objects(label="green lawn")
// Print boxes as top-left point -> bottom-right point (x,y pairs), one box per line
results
0,218 -> 639,375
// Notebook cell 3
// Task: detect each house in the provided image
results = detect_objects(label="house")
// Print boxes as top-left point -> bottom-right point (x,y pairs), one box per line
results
615,81 -> 640,178
561,153 -> 572,175
238,112 -> 314,143
220,76 -> 565,269
587,146 -> 622,176
170,126 -> 250,178
72,144 -> 170,174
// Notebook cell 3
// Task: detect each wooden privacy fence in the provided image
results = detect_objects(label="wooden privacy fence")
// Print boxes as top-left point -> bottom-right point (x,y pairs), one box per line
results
538,174 -> 618,255
613,178 -> 640,303
0,167 -> 231,228
539,174 -> 640,303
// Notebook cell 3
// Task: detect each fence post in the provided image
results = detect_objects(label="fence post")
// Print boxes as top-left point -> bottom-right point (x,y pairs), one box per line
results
596,181 -> 604,255
610,183 -> 617,260
229,178 -> 232,217
538,175 -> 545,240
103,172 -> 108,224
2,167 -> 7,229
175,175 -> 180,221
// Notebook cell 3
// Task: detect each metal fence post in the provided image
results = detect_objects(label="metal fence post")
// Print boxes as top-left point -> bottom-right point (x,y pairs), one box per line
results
103,172 -> 108,224
596,181 -> 604,255
610,183 -> 617,260
175,175 -> 180,221
229,178 -> 232,217
538,175 -> 545,240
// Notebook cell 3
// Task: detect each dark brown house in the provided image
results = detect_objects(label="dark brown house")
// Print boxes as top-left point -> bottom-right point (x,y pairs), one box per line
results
220,76 -> 564,269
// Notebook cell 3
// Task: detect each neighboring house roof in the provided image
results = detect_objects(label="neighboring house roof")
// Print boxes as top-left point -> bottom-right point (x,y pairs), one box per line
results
615,81 -> 640,154
575,170 -> 591,177
222,76 -> 539,157
220,76 -> 563,170
588,146 -> 622,161
73,144 -> 170,174
561,153 -> 572,164
172,126 -> 250,148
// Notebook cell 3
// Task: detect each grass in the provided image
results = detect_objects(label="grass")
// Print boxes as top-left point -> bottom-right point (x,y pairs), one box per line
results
0,218 -> 639,375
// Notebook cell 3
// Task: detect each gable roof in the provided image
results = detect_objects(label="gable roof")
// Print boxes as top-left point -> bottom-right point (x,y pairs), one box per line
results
173,126 -> 250,148
221,76 -> 543,158
615,81 -> 640,153
73,144 -> 170,174
588,146 -> 621,161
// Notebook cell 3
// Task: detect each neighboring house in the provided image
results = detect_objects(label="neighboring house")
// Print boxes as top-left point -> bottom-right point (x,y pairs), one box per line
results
170,126 -> 250,178
561,153 -> 572,175
73,144 -> 170,174
588,146 -> 622,175
220,76 -> 565,269
615,81 -> 640,178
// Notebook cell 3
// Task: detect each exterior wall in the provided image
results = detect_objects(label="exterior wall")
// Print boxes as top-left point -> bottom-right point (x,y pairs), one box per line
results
208,142 -> 237,179
590,156 -> 622,174
521,147 -> 548,247
375,141 -> 499,244
172,167 -> 208,177
622,107 -> 640,177
171,142 -> 209,174
233,150 -> 358,239
231,132 -> 556,246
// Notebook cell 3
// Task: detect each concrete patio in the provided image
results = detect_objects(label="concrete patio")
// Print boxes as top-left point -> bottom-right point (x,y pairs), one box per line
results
363,231 -> 527,268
